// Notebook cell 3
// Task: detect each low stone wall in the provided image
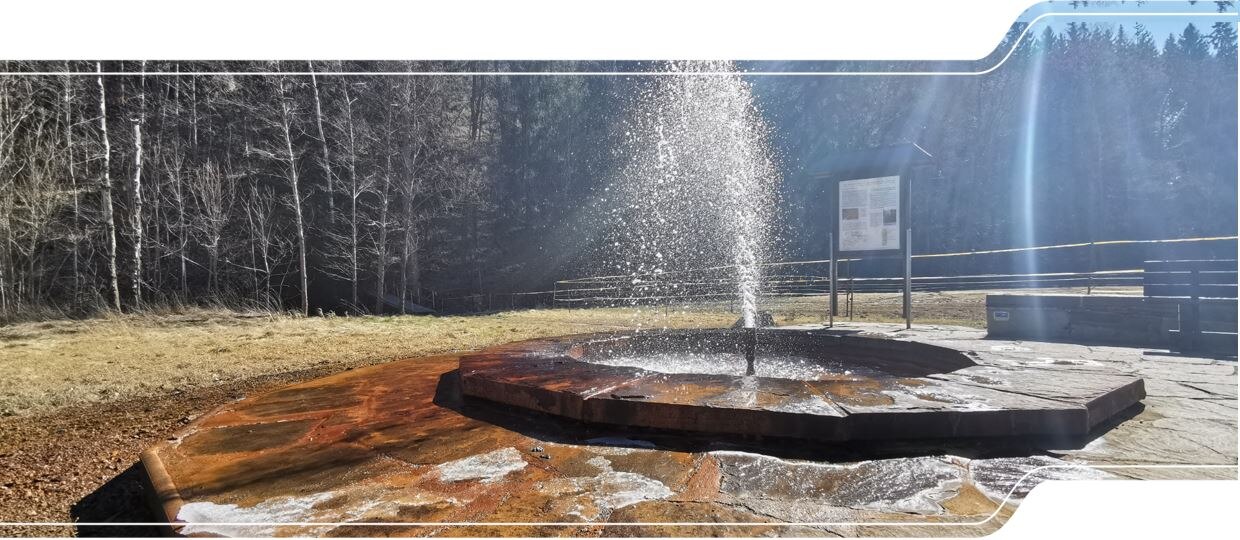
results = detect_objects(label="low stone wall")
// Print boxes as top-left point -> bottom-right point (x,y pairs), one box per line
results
985,294 -> 1236,349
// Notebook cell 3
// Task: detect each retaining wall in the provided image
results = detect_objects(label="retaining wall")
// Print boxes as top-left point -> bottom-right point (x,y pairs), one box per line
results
985,294 -> 1236,351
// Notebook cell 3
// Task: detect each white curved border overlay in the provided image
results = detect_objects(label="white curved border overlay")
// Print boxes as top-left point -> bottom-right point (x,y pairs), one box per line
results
0,0 -> 1235,532
5,463 -> 1237,528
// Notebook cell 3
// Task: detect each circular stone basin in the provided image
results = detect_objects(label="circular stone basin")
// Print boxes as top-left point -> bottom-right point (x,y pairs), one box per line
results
458,328 -> 1145,442
573,329 -> 975,380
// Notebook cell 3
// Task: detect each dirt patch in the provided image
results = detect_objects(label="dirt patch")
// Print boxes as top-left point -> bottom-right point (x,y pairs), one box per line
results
0,364 -> 365,537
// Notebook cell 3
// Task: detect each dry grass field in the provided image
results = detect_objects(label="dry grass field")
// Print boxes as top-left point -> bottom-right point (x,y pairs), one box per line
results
0,307 -> 735,418
0,287 -> 1129,418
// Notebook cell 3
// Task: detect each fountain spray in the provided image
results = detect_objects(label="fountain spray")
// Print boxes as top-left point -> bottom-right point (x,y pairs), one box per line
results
608,60 -> 780,364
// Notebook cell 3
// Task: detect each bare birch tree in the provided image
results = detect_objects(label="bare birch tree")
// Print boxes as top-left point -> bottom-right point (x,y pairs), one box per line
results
188,161 -> 232,294
308,61 -> 335,223
278,76 -> 310,316
370,105 -> 399,314
394,78 -> 435,311
0,65 -> 35,313
96,62 -> 122,311
61,63 -> 85,299
161,150 -> 191,295
244,185 -> 287,307
242,71 -> 310,315
318,77 -> 376,311
371,166 -> 395,314
393,76 -> 483,311
10,129 -> 70,303
129,99 -> 145,305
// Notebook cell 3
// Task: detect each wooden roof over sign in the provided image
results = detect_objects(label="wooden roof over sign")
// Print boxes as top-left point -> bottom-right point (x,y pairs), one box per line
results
807,142 -> 935,180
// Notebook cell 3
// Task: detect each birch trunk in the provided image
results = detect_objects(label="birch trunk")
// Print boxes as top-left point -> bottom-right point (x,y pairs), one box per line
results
190,76 -> 199,151
173,164 -> 188,294
374,187 -> 390,315
278,78 -> 310,316
130,121 -> 144,306
399,193 -> 412,314
129,62 -> 147,307
308,61 -> 335,223
96,62 -> 122,311
341,81 -> 361,308
62,63 -> 80,300
247,198 -> 260,303
374,153 -> 392,315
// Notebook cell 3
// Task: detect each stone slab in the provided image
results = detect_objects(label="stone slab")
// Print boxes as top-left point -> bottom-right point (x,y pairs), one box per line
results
140,323 -> 1225,537
929,365 -> 1146,429
459,330 -> 1144,442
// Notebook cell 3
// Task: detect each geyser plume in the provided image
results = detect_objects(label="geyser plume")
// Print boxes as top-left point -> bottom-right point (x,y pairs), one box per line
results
607,61 -> 781,328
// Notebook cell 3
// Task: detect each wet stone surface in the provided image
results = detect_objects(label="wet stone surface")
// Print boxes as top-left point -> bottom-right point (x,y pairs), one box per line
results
143,323 -> 1237,537
714,452 -> 964,515
584,352 -> 895,380
966,455 -> 1116,502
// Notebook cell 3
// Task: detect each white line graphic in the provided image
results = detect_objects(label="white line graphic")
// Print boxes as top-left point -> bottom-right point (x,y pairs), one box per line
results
1,2 -> 1235,531
4,463 -> 1236,528
0,12 -> 1236,77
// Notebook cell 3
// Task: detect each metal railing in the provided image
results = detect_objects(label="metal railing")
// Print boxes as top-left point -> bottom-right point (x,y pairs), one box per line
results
551,235 -> 1237,308
410,235 -> 1234,314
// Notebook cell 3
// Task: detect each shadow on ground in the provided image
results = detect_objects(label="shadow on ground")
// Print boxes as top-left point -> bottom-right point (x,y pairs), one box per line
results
70,463 -> 163,537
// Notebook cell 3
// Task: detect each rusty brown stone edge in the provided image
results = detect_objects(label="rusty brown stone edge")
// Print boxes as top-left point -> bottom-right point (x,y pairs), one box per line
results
139,401 -> 239,537
139,447 -> 185,536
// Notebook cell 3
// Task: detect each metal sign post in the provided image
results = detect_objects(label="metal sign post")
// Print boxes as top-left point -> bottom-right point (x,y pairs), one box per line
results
824,173 -> 909,329
828,232 -> 835,327
904,227 -> 912,329
813,146 -> 936,330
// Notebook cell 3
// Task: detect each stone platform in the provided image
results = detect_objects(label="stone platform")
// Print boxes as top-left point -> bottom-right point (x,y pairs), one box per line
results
140,324 -> 1236,537
459,328 -> 1144,442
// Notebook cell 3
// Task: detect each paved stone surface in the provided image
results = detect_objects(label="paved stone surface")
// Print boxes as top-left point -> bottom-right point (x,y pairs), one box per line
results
142,323 -> 1236,537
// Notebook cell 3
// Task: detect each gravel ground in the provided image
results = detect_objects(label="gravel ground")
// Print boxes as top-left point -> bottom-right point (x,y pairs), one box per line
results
0,365 -> 353,537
